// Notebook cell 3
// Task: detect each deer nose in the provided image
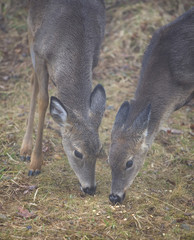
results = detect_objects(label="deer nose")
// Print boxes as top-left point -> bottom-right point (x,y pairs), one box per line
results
83,186 -> 96,196
109,193 -> 125,204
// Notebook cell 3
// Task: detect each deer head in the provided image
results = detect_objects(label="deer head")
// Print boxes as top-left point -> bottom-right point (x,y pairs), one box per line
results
50,84 -> 106,195
109,101 -> 151,204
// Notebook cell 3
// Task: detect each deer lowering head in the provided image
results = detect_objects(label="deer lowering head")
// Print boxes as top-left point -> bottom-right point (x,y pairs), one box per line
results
109,7 -> 194,204
20,0 -> 106,196
50,85 -> 106,195
109,102 -> 151,203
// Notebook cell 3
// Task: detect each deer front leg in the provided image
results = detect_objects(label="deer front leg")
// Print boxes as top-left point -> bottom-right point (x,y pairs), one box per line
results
28,60 -> 49,176
20,71 -> 38,161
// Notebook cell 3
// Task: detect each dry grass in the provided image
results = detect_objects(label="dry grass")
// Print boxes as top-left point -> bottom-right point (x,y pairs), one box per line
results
0,0 -> 194,239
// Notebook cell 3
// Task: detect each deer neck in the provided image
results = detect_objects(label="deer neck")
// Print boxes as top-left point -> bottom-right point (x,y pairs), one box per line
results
50,57 -> 93,119
131,77 -> 174,147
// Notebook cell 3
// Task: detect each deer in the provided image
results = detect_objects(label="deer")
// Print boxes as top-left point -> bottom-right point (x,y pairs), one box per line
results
108,8 -> 194,204
20,0 -> 106,196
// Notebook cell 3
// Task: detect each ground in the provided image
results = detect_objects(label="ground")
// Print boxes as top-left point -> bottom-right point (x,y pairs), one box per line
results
0,0 -> 193,239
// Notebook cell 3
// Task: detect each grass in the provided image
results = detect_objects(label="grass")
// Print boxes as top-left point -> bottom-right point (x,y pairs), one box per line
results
0,0 -> 194,239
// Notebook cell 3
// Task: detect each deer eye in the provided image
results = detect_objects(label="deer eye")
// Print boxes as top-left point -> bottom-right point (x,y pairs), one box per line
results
126,160 -> 133,169
74,150 -> 83,159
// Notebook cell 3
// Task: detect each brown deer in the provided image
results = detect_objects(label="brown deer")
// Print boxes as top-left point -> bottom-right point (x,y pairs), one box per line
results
108,8 -> 194,204
20,0 -> 106,195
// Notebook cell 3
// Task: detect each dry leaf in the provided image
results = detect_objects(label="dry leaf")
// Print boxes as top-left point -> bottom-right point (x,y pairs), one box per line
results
18,207 -> 36,219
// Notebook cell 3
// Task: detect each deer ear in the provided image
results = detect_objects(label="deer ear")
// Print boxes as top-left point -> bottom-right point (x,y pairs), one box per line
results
89,84 -> 106,128
50,96 -> 67,126
131,104 -> 151,135
113,101 -> 130,130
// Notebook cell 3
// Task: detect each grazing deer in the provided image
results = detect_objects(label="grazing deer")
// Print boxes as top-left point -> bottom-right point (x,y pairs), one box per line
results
109,8 -> 194,204
20,0 -> 106,195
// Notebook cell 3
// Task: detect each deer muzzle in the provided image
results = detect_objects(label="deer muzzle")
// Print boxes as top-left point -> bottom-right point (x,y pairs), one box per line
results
80,185 -> 96,196
109,192 -> 126,204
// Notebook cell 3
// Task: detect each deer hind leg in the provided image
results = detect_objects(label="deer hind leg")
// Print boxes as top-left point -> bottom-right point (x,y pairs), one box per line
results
28,57 -> 49,176
20,71 -> 39,161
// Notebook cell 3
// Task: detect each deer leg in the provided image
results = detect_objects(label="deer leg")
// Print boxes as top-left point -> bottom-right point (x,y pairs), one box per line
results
28,59 -> 49,176
20,71 -> 38,161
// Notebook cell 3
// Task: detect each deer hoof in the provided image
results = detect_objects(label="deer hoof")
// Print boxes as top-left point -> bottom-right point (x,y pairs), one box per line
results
28,170 -> 41,176
20,155 -> 31,162
20,156 -> 26,161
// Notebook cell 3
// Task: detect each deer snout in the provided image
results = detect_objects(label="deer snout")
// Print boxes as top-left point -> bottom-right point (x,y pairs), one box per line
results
109,193 -> 126,204
82,186 -> 96,196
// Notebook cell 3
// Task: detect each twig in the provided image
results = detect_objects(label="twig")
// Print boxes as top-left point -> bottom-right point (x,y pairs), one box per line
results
132,214 -> 142,229
33,188 -> 39,202
6,153 -> 19,163
11,179 -> 26,188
